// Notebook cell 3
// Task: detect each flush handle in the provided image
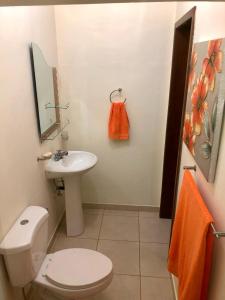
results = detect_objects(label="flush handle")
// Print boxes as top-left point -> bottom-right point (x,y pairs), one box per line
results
20,219 -> 29,225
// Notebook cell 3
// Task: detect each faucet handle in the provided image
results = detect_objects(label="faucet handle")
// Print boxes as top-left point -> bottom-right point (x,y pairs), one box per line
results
56,149 -> 68,155
55,150 -> 69,158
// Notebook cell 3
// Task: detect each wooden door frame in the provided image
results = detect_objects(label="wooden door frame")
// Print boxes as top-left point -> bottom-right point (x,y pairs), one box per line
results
160,7 -> 196,219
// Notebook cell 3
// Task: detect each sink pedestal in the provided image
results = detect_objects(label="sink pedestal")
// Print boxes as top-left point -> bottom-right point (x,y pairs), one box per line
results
45,151 -> 97,237
64,175 -> 84,236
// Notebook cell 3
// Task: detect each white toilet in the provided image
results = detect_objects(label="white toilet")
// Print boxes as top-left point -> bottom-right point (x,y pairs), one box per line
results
0,206 -> 113,299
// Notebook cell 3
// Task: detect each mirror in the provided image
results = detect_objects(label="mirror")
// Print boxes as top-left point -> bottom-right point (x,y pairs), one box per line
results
30,42 -> 59,141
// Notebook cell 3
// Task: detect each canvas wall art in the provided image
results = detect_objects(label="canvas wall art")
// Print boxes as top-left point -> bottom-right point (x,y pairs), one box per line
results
183,38 -> 225,182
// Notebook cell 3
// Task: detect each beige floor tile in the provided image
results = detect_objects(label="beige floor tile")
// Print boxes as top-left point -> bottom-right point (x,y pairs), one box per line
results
140,243 -> 170,277
97,240 -> 139,275
76,214 -> 102,239
141,277 -> 175,300
104,209 -> 138,217
51,235 -> 97,252
88,275 -> 140,300
83,208 -> 104,215
140,217 -> 171,243
77,214 -> 103,239
100,215 -> 139,241
58,214 -> 102,239
139,211 -> 159,218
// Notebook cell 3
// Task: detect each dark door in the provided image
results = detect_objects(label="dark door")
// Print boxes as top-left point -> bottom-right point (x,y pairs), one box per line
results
160,7 -> 196,219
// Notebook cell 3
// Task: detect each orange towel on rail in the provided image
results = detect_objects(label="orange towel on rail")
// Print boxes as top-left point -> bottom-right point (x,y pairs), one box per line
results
108,102 -> 129,140
168,171 -> 214,300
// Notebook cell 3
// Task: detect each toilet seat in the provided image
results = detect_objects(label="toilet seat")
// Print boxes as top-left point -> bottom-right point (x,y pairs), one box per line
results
44,249 -> 113,290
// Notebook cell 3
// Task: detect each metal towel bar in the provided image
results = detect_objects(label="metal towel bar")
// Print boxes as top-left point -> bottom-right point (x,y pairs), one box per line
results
211,223 -> 225,239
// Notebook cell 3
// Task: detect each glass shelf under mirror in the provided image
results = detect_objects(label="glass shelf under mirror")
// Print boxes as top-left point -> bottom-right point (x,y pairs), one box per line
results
45,102 -> 70,110
41,119 -> 70,141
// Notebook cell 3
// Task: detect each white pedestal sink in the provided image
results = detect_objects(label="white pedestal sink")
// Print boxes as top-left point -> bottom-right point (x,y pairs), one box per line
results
45,151 -> 97,236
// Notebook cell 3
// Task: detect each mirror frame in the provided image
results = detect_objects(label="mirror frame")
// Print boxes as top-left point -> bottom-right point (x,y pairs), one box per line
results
30,46 -> 60,141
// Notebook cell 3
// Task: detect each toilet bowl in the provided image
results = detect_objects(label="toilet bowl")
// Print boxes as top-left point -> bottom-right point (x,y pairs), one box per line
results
0,206 -> 113,299
34,249 -> 113,299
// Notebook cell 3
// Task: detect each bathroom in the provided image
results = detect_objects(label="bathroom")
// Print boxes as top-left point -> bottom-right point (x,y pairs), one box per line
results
1,1 -> 225,300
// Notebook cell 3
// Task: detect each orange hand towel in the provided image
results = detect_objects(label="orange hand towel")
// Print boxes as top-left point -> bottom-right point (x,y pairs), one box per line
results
108,102 -> 129,140
168,171 -> 214,300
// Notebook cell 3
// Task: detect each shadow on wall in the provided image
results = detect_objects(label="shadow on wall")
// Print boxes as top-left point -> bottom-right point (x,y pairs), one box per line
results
0,255 -> 28,300
0,258 -> 13,300
0,221 -> 19,299
108,139 -> 131,149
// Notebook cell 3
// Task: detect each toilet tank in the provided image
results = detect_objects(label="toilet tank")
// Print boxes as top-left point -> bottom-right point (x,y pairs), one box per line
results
0,206 -> 49,287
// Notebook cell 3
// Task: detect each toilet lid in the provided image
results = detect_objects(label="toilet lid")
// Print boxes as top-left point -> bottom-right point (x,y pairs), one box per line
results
45,248 -> 113,290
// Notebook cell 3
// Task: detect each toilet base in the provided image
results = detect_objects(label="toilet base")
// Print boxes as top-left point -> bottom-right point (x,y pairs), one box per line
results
29,285 -> 61,300
32,278 -> 112,300
33,273 -> 113,300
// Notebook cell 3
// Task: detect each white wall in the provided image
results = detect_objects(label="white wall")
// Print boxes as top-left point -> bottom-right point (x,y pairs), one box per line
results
55,3 -> 175,207
0,6 -> 64,300
176,3 -> 225,300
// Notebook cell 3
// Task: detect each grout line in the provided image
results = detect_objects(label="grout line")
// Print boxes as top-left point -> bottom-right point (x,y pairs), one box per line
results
96,238 -> 139,243
96,209 -> 105,250
95,237 -> 139,242
113,274 -> 141,278
73,236 -> 169,244
140,274 -> 171,279
98,272 -> 170,279
140,241 -> 169,245
138,208 -> 142,300
59,235 -> 169,245
112,273 -> 141,277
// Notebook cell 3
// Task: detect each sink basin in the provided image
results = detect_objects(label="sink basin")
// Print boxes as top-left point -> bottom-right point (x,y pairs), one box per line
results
45,151 -> 98,179
45,150 -> 98,237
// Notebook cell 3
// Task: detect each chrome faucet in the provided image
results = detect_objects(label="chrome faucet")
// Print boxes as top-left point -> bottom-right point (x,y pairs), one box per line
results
53,150 -> 68,161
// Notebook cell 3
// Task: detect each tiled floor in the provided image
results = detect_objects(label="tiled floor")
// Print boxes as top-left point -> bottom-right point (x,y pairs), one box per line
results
49,208 -> 175,300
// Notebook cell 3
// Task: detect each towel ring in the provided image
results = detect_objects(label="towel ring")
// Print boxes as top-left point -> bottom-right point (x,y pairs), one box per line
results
110,88 -> 127,103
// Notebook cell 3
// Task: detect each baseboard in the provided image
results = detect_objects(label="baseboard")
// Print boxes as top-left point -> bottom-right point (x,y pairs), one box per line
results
83,203 -> 159,212
171,274 -> 178,300
47,210 -> 65,251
